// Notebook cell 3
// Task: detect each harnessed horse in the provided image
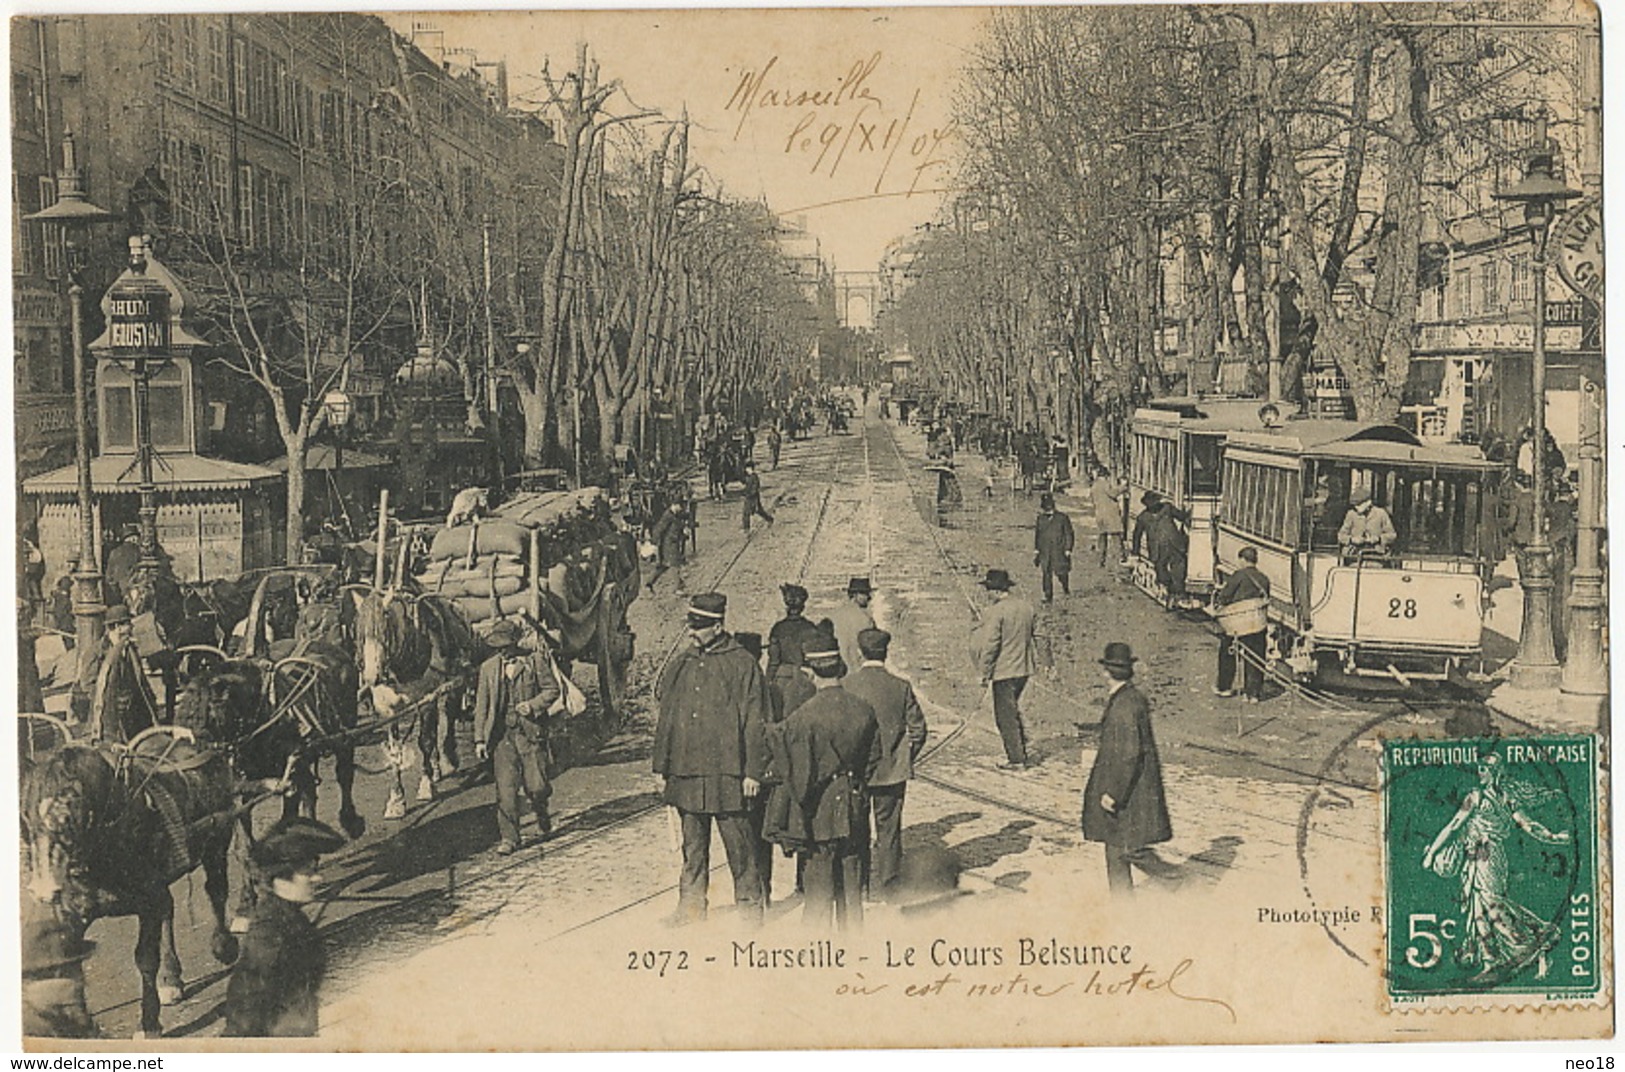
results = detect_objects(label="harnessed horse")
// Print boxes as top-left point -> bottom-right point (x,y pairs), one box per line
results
353,586 -> 476,819
23,724 -> 239,1039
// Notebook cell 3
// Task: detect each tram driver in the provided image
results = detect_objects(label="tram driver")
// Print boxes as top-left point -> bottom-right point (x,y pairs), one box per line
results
1337,486 -> 1397,561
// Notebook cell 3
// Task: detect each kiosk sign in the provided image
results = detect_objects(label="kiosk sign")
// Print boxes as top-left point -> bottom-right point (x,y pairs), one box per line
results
1552,195 -> 1603,310
106,279 -> 171,353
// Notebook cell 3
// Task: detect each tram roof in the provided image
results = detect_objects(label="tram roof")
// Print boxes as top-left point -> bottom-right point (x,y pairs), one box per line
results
1226,421 -> 1498,469
1132,398 -> 1277,432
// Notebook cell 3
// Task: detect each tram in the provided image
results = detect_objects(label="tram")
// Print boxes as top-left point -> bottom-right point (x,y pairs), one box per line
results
1126,399 -> 1262,602
1213,421 -> 1504,683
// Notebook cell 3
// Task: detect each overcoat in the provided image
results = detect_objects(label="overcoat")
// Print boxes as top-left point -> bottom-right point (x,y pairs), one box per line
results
969,595 -> 1038,683
651,508 -> 687,567
1034,510 -> 1076,569
763,686 -> 880,851
765,614 -> 830,681
1081,682 -> 1172,848
223,893 -> 324,1037
841,664 -> 927,787
824,601 -> 875,678
472,650 -> 560,752
652,633 -> 770,812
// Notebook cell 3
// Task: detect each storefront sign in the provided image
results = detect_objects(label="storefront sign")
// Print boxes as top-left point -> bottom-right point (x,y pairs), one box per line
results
1417,322 -> 1582,352
106,280 -> 172,352
1552,195 -> 1603,309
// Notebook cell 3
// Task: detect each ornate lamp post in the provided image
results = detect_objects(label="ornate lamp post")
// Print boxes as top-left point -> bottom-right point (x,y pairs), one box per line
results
1493,118 -> 1582,689
23,133 -> 118,723
321,389 -> 354,534
104,238 -> 175,576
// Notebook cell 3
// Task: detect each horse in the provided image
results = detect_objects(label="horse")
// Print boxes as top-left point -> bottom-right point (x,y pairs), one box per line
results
175,647 -> 365,840
353,586 -> 477,819
23,729 -> 239,1038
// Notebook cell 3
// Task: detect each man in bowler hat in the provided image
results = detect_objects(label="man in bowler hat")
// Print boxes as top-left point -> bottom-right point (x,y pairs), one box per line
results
826,577 -> 875,676
1033,491 -> 1075,602
224,816 -> 346,1037
652,593 -> 771,925
472,618 -> 561,855
842,627 -> 927,897
1081,643 -> 1171,896
970,568 -> 1039,769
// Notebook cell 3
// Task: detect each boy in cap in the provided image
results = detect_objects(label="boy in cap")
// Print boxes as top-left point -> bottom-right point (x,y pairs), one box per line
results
224,816 -> 346,1037
652,593 -> 771,925
473,618 -> 561,855
841,627 -> 927,898
1081,643 -> 1171,896
970,568 -> 1039,769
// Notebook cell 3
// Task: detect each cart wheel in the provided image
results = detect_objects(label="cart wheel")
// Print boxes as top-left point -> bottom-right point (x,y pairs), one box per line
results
596,581 -> 634,724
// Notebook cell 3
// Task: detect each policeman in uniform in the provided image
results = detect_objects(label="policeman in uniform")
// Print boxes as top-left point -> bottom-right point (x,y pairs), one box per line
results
652,593 -> 770,925
473,619 -> 561,855
224,816 -> 346,1037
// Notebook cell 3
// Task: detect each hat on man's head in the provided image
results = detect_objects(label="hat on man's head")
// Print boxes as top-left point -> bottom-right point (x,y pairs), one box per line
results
1351,487 -> 1373,506
687,592 -> 727,626
1039,492 -> 1056,510
1239,546 -> 1259,563
103,604 -> 131,628
250,816 -> 346,879
1099,642 -> 1138,670
1141,491 -> 1163,509
780,583 -> 808,607
803,639 -> 846,678
485,619 -> 522,649
857,627 -> 891,660
979,568 -> 1014,591
847,577 -> 873,596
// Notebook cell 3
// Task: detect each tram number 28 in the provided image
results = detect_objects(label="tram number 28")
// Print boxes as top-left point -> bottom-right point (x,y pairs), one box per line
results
1387,598 -> 1419,619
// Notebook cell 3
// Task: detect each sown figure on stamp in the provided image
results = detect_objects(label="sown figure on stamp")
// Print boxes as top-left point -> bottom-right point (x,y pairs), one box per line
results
1421,754 -> 1571,978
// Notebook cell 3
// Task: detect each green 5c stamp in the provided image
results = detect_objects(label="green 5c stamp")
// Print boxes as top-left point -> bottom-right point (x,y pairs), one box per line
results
1384,736 -> 1601,1005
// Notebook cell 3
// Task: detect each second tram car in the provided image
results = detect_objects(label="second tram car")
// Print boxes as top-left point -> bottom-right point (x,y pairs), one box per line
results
1213,422 -> 1504,683
1127,400 -> 1261,603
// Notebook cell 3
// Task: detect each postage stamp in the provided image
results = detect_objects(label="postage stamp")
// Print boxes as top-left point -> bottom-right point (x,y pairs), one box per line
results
1384,736 -> 1602,1007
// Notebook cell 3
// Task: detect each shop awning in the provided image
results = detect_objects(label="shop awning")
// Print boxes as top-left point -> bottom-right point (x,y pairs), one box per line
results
23,452 -> 283,495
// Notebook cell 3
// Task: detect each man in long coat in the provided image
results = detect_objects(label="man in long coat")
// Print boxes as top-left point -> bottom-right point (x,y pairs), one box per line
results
969,568 -> 1038,768
472,619 -> 561,854
652,593 -> 770,925
741,462 -> 774,530
646,501 -> 689,593
765,642 -> 880,930
842,628 -> 927,897
1082,642 -> 1171,896
825,577 -> 875,677
765,584 -> 827,715
1033,492 -> 1075,602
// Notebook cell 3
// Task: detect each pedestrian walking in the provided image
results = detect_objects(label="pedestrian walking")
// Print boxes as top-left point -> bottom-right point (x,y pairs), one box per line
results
223,816 -> 346,1037
741,462 -> 774,530
652,593 -> 770,926
1212,546 -> 1271,702
646,500 -> 689,593
1081,643 -> 1171,897
764,642 -> 880,931
969,568 -> 1038,769
766,423 -> 782,470
473,619 -> 561,854
1034,492 -> 1075,602
826,577 -> 876,676
1090,468 -> 1128,567
842,628 -> 927,899
766,584 -> 825,719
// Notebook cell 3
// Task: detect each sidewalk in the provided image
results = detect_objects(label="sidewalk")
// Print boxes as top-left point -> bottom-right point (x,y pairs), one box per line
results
1478,555 -> 1606,734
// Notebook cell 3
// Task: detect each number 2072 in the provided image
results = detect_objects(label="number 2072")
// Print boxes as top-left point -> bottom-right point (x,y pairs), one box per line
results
627,949 -> 690,976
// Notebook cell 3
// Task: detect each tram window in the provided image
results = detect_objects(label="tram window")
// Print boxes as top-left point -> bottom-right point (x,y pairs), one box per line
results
1189,436 -> 1221,495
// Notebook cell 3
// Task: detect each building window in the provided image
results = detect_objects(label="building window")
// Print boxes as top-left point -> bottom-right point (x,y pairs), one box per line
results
206,23 -> 228,104
232,38 -> 249,116
178,18 -> 200,90
12,72 -> 43,140
1477,260 -> 1499,313
1510,252 -> 1532,306
237,163 -> 256,246
39,176 -> 64,280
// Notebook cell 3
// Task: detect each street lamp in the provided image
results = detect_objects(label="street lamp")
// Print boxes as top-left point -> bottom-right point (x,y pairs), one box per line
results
23,133 -> 119,724
321,389 -> 354,534
1493,119 -> 1582,689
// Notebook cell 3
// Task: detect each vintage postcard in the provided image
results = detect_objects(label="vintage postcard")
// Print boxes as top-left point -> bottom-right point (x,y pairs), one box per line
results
10,1 -> 1612,1051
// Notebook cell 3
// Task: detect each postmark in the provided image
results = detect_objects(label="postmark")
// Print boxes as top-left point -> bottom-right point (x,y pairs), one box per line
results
1383,736 -> 1602,1008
